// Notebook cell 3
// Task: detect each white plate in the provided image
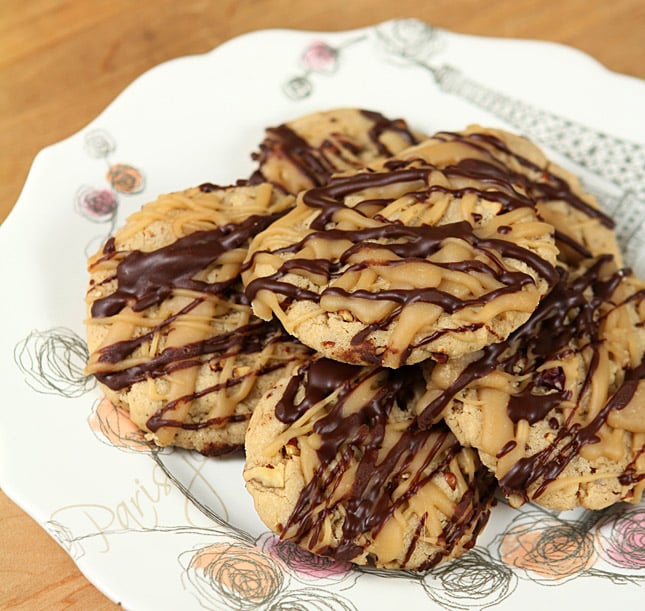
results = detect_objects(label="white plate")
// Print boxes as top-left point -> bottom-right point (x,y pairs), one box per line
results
2,19 -> 645,610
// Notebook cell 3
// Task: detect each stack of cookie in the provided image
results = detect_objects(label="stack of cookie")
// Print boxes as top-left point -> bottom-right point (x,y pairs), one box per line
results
84,109 -> 645,572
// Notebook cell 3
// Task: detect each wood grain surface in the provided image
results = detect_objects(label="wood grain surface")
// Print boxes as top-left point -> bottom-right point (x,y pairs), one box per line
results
1,0 -> 643,608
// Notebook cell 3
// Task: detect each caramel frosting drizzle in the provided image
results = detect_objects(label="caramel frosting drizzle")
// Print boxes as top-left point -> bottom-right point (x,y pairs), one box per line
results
424,255 -> 645,508
424,128 -> 621,265
244,147 -> 559,366
85,183 -> 309,449
265,358 -> 495,569
249,109 -> 421,193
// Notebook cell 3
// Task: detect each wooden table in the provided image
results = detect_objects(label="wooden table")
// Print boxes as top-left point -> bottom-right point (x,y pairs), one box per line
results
1,0 -> 643,607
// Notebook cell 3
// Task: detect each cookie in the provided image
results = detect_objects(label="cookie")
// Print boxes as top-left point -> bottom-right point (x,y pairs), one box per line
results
243,357 -> 496,571
84,182 -> 312,455
243,143 -> 560,368
423,255 -> 645,510
248,108 -> 422,194
404,126 -> 622,266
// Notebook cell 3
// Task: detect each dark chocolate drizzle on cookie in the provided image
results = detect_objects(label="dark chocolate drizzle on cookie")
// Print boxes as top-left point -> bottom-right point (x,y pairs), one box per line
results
88,208 -> 310,440
417,255 -> 645,502
91,213 -> 280,318
248,109 -> 419,191
275,359 -> 496,569
433,130 -> 615,229
95,317 -> 293,392
501,358 -> 645,499
245,158 -> 559,364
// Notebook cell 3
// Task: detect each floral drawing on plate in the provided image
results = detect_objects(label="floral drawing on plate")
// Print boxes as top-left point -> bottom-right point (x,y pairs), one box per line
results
83,129 -> 145,196
13,327 -> 95,398
89,397 -> 159,454
75,129 -> 145,255
181,538 -> 359,611
283,37 -> 365,100
594,506 -> 645,571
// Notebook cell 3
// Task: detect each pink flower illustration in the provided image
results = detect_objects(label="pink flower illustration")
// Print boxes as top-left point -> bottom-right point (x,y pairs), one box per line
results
595,506 -> 645,569
75,186 -> 118,222
257,532 -> 352,581
302,41 -> 338,73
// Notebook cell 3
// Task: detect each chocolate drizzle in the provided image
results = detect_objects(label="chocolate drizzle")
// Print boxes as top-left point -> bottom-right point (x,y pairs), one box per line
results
249,109 -> 419,191
250,124 -> 333,188
95,318 -> 293,391
434,130 -> 615,229
91,213 -> 280,318
275,358 -> 359,424
87,204 -> 312,439
275,359 -> 495,568
245,156 -> 559,364
421,254 -> 645,503
419,258 -> 612,426
360,109 -> 420,156
248,220 -> 553,307
501,358 -> 645,500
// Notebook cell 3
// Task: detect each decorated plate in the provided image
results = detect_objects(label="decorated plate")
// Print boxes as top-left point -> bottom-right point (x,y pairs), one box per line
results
1,19 -> 644,610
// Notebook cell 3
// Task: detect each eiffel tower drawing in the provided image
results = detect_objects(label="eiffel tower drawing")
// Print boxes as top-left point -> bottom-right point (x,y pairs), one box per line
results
373,19 -> 645,272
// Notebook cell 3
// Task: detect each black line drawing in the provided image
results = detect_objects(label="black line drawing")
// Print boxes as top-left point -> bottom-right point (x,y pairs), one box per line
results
493,508 -> 597,586
83,129 -> 146,196
180,540 -> 286,611
266,588 -> 358,611
493,504 -> 645,588
372,20 -> 645,201
419,547 -> 518,610
13,327 -> 95,397
256,531 -> 356,587
88,396 -> 163,454
152,452 -> 252,543
181,538 -> 359,611
374,19 -> 645,275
